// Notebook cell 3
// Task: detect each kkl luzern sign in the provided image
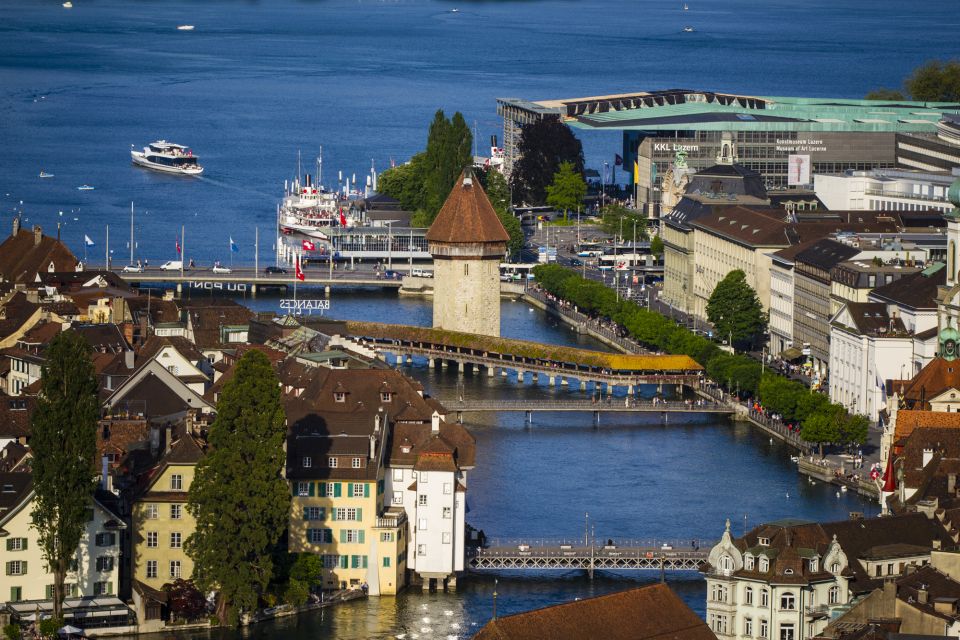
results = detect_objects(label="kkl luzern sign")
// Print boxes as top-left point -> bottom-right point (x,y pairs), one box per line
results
280,299 -> 331,314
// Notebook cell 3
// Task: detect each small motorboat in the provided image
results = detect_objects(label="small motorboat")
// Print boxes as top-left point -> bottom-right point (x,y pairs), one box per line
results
683,25 -> 695,32
449,8 -> 459,12
177,25 -> 195,31
683,3 -> 689,9
39,171 -> 54,178
63,1 -> 73,7
77,185 -> 94,191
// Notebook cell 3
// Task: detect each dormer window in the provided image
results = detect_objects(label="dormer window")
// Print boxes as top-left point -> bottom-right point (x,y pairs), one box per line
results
333,392 -> 346,403
380,392 -> 392,403
759,557 -> 769,572
401,445 -> 411,454
745,555 -> 755,570
302,457 -> 312,469
328,457 -> 338,468
809,558 -> 819,572
2,484 -> 13,493
352,457 -> 362,468
758,537 -> 769,546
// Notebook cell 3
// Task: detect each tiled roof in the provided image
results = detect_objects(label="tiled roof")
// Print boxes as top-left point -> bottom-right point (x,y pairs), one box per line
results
894,410 -> 960,442
794,239 -> 860,272
425,171 -> 510,245
0,396 -> 35,439
898,358 -> 960,410
0,292 -> 41,343
0,227 -> 77,284
0,472 -> 32,515
869,263 -> 945,309
839,302 -> 907,336
472,583 -> 717,640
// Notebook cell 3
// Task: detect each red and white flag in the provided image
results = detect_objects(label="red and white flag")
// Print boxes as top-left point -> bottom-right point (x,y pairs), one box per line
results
295,256 -> 305,282
338,207 -> 347,227
176,237 -> 181,255
301,239 -> 316,251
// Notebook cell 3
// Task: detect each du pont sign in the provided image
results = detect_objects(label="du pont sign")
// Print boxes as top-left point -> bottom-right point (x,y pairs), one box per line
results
279,299 -> 331,314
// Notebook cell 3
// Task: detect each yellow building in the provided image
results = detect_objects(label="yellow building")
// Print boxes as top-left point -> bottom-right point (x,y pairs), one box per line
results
131,435 -> 204,592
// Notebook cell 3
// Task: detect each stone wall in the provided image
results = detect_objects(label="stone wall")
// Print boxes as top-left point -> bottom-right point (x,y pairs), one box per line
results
432,257 -> 500,337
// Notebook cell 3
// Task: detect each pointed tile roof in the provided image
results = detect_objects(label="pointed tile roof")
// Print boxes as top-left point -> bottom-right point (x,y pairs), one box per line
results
426,171 -> 509,244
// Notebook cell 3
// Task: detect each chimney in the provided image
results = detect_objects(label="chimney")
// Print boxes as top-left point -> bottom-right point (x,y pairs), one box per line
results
369,435 -> 376,460
100,455 -> 109,490
164,424 -> 173,455
124,350 -> 135,370
33,225 -> 42,247
950,473 -> 957,495
12,216 -> 20,238
933,538 -> 942,550
431,411 -> 440,434
923,447 -> 934,467
918,585 -> 929,604
139,313 -> 149,344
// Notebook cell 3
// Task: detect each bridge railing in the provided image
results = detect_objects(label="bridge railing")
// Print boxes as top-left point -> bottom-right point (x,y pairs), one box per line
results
477,537 -> 712,551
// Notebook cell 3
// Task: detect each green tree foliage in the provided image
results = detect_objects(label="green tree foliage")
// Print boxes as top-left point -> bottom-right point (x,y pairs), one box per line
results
865,88 -> 906,101
30,331 -> 98,622
545,161 -> 587,221
650,235 -> 664,257
906,60 -> 960,102
706,270 -> 767,350
376,155 -> 426,213
186,351 -> 290,625
165,579 -> 208,621
599,204 -> 648,240
800,404 -> 844,457
511,118 -> 584,206
4,623 -> 22,640
283,580 -> 310,607
839,413 -> 870,448
476,167 -> 524,258
289,553 -> 322,587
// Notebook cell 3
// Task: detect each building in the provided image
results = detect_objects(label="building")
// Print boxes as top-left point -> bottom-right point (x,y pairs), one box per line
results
427,171 -> 509,337
815,168 -> 958,214
131,434 -> 204,593
896,114 -> 960,173
0,473 -> 125,603
472,583 -> 718,640
830,259 -> 923,318
703,513 -> 949,640
0,220 -> 77,285
498,90 -> 960,206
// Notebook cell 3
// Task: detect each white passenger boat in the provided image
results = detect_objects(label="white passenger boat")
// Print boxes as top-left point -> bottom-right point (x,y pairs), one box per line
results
131,141 -> 203,175
177,25 -> 195,31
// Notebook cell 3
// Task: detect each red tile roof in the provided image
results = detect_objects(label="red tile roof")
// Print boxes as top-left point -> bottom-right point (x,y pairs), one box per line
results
0,227 -> 77,284
426,171 -> 509,245
894,410 -> 960,443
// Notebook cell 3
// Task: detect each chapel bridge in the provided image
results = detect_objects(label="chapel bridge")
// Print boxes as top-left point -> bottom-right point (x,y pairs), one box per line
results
467,538 -> 711,578
335,321 -> 706,394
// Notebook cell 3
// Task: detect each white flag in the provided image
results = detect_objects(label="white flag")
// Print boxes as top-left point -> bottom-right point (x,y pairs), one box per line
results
84,234 -> 95,247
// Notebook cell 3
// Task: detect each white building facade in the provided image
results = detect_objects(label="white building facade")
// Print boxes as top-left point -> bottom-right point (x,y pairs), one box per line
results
815,169 -> 957,214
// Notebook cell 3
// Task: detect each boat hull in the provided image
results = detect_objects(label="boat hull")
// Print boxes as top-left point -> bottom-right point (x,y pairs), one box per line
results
131,151 -> 203,175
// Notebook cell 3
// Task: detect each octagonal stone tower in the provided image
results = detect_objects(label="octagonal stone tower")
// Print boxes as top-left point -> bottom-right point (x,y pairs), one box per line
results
427,170 -> 509,337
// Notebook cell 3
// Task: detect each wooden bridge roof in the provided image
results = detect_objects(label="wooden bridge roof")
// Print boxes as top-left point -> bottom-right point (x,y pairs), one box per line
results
344,322 -> 703,372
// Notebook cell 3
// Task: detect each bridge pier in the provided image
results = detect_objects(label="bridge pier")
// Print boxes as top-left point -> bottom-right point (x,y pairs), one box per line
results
501,368 -> 508,377
627,385 -> 634,395
547,375 -> 555,386
594,411 -> 600,427
250,283 -> 257,297
472,364 -> 480,374
428,358 -> 435,369
441,359 -> 448,369
405,354 -> 413,365
458,361 -> 465,374
516,370 -> 525,384
525,410 -> 532,425
325,285 -> 331,297
175,283 -> 182,298
580,380 -> 586,392
560,377 -> 569,386
487,366 -> 495,378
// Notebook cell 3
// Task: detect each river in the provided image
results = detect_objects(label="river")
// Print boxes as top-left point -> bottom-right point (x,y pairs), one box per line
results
156,290 -> 876,639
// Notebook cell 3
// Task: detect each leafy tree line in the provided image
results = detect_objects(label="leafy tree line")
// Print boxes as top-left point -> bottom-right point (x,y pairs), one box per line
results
867,58 -> 960,102
532,264 -> 868,451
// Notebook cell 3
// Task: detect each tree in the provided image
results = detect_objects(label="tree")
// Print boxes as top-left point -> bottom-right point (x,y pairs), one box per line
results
477,167 -> 524,258
289,553 -> 322,587
186,350 -> 290,625
906,59 -> 960,102
599,203 -> 647,240
377,154 -> 427,213
801,404 -> 843,458
838,413 -> 870,448
650,235 -> 664,257
165,579 -> 207,621
865,88 -> 906,101
421,110 -> 472,222
30,331 -> 99,622
545,162 -> 587,221
510,118 -> 584,206
706,270 -> 767,350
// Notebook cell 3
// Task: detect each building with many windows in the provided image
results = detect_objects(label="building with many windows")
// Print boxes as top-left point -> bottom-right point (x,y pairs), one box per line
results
815,168 -> 958,214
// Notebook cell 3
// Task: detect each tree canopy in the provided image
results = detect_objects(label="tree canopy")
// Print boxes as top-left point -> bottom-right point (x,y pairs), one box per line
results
476,167 -> 523,257
650,234 -> 664,257
545,161 -> 587,220
867,59 -> 960,102
706,270 -> 767,350
510,118 -> 584,206
30,331 -> 99,622
599,203 -> 648,240
186,350 -> 290,625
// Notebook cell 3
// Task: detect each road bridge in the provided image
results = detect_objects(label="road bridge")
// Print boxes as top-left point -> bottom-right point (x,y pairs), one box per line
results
468,539 -> 710,579
113,266 -> 403,293
438,398 -> 733,423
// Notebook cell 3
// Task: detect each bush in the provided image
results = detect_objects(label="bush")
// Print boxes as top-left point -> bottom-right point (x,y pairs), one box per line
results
3,624 -> 21,640
283,579 -> 310,607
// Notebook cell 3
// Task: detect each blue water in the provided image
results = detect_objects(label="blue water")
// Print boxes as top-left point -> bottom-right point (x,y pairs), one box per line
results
1,0 -> 937,635
1,0 -> 957,265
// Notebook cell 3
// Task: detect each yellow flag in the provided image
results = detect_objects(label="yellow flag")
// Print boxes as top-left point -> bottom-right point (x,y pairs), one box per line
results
633,160 -> 640,184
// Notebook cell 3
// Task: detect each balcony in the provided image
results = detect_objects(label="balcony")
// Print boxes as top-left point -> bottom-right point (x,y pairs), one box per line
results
375,510 -> 407,529
805,604 -> 830,619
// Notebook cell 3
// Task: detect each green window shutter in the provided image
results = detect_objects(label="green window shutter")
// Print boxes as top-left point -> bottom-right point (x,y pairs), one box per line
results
6,562 -> 12,576
45,585 -> 53,599
107,582 -> 113,595
21,562 -> 26,575
302,507 -> 309,521
291,483 -> 296,497
378,479 -> 384,495
308,482 -> 315,497
340,529 -> 347,543
4,540 -> 11,551
340,555 -> 348,569
383,557 -> 390,568
21,539 -> 26,551
319,482 -> 326,497
356,508 -> 362,521
358,530 -> 365,544
325,529 -> 332,543
364,484 -> 370,498
334,483 -> 342,497
347,484 -> 354,498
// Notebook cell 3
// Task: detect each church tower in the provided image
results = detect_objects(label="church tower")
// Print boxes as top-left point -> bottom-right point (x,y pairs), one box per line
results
427,171 -> 509,337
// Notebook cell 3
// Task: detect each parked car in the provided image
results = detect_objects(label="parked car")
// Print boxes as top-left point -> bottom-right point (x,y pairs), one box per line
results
264,266 -> 287,274
212,265 -> 232,274
383,270 -> 403,280
569,258 -> 583,266
159,260 -> 183,271
122,264 -> 143,273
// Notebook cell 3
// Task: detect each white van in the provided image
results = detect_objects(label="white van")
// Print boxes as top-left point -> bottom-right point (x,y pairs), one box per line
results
411,268 -> 433,278
160,260 -> 183,271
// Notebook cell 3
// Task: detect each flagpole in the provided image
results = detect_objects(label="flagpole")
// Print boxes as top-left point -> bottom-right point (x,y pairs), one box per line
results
181,225 -> 185,279
130,201 -> 134,267
105,225 -> 109,270
255,227 -> 259,279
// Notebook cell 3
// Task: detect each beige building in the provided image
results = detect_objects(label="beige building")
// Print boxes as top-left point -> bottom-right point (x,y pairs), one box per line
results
427,171 -> 509,337
131,435 -> 204,593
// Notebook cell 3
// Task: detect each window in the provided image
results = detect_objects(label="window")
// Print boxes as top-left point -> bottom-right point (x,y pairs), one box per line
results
170,474 -> 183,491
758,537 -> 769,546
169,560 -> 181,578
333,508 -> 359,521
744,618 -> 753,636
874,564 -> 882,577
392,469 -> 404,482
146,504 -> 159,520
760,588 -> 769,607
10,587 -> 21,603
418,544 -> 426,556
307,529 -> 333,544
760,620 -> 768,637
328,457 -> 338,468
759,557 -> 769,572
383,557 -> 391,568
170,504 -> 182,520
380,392 -> 391,402
418,518 -> 427,531
352,457 -> 362,469
809,558 -> 819,572
5,561 -> 27,576
380,532 -> 394,542
443,482 -> 452,494
420,472 -> 427,484
146,561 -> 157,579
343,529 -> 361,543
831,561 -> 840,574
780,592 -> 796,610
95,532 -> 116,547
464,264 -> 469,276
443,507 -> 452,519
304,507 -> 325,520
392,495 -> 403,505
96,556 -> 114,572
297,481 -> 310,497
334,392 -> 346,403
94,581 -> 112,596
711,584 -> 727,603
745,555 -> 755,570
828,585 -> 840,604
780,623 -> 795,640
5,538 -> 26,552
303,456 -> 312,468
442,532 -> 451,544
170,532 -> 182,548
887,562 -> 894,575
146,532 -> 158,548
352,482 -> 365,497
322,555 -> 339,569
745,586 -> 754,605
418,495 -> 428,506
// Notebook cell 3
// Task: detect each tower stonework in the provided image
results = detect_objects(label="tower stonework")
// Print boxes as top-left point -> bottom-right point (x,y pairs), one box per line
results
427,171 -> 509,337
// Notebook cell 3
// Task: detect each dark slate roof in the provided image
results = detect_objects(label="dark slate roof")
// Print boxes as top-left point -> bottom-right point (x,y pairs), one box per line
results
0,293 -> 40,343
869,263 -> 945,309
472,583 -> 717,640
686,163 -> 768,200
841,302 -> 907,335
794,239 -> 860,271
426,171 -> 509,244
0,473 -> 32,515
0,396 -> 35,440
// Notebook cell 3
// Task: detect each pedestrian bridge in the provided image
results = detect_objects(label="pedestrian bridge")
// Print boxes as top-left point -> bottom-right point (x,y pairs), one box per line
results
342,322 -> 704,392
438,398 -> 733,424
468,539 -> 711,578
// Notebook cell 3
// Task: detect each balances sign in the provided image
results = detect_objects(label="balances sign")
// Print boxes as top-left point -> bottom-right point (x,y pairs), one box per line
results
279,299 -> 331,314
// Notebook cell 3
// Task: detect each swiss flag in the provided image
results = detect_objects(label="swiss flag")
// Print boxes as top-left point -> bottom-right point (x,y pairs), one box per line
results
295,256 -> 305,282
339,207 -> 347,227
302,239 -> 316,251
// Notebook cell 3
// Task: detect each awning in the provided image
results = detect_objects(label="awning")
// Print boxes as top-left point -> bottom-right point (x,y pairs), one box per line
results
780,347 -> 803,361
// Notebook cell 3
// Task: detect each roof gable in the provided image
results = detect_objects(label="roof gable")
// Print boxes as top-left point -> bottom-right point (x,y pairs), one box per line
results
426,171 -> 510,244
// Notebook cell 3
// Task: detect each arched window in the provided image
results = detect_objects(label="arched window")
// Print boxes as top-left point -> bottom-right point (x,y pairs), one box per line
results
829,585 -> 840,604
780,592 -> 796,610
760,588 -> 769,607
745,555 -> 755,570
745,586 -> 754,605
759,557 -> 769,572
831,561 -> 841,574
